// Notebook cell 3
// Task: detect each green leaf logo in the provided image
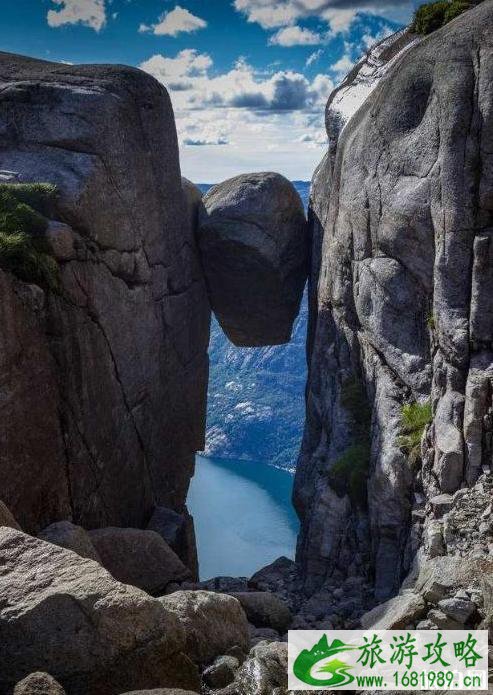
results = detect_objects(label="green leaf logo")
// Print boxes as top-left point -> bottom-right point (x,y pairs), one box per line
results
293,635 -> 357,687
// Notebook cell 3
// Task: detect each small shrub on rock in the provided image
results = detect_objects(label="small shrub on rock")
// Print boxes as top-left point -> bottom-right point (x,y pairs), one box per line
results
412,0 -> 484,34
398,400 -> 432,465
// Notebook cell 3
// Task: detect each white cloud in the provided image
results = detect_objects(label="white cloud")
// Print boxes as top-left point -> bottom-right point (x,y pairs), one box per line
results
140,50 -> 213,89
321,8 -> 358,32
140,50 -> 333,180
139,5 -> 207,37
234,0 -> 300,28
269,26 -> 323,47
47,0 -> 106,31
142,53 -> 331,113
306,49 -> 324,66
234,0 -> 414,33
331,52 -> 354,78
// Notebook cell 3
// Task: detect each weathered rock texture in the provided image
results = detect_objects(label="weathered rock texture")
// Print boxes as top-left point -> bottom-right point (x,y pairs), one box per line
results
198,173 -> 307,347
159,590 -> 250,665
13,672 -> 66,695
89,527 -> 191,594
38,521 -> 101,562
0,52 -> 210,533
0,528 -> 200,695
295,1 -> 493,604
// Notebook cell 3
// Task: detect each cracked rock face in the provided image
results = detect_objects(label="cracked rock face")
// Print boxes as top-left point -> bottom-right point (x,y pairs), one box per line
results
198,172 -> 308,347
295,2 -> 493,603
0,52 -> 210,532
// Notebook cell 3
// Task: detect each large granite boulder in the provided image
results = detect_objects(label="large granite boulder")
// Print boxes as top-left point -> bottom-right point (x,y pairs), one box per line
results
14,673 -> 66,695
89,527 -> 191,595
295,0 -> 493,602
159,590 -> 250,665
147,506 -> 199,581
198,172 -> 307,347
0,52 -> 210,533
360,591 -> 426,629
38,521 -> 101,562
229,592 -> 292,634
0,528 -> 200,694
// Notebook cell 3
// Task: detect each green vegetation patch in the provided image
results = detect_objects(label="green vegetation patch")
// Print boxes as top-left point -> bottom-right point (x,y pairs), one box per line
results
398,400 -> 432,466
328,376 -> 372,509
412,0 -> 484,34
0,183 -> 60,292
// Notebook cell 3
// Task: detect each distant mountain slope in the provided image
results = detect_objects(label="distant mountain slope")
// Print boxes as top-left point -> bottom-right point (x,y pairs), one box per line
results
198,181 -> 309,471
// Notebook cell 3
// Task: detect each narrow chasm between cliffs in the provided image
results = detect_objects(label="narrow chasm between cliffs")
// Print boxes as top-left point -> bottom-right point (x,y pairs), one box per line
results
1,2 -> 493,692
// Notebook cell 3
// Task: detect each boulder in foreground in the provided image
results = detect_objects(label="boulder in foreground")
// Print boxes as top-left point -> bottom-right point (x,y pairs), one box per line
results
14,672 -> 66,695
198,172 -> 307,347
0,528 -> 199,694
159,590 -> 250,665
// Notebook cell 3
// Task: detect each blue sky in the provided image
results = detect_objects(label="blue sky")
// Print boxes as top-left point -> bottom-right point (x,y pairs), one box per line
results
0,0 -> 420,181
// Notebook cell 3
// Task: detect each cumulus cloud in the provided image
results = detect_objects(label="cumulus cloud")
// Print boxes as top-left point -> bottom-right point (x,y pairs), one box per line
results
47,0 -> 106,31
269,26 -> 323,46
141,52 -> 332,114
140,49 -> 333,179
140,50 -> 213,90
234,0 -> 414,33
139,5 -> 207,37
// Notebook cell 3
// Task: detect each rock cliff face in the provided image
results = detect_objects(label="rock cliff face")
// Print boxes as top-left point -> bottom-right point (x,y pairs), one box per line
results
295,0 -> 493,603
0,53 -> 210,532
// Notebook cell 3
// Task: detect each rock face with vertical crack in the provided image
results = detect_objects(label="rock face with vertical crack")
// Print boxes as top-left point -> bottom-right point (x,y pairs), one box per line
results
0,52 -> 210,533
295,2 -> 493,603
198,172 -> 308,347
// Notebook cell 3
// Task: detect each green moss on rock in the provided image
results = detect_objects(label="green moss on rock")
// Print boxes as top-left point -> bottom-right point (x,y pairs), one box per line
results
0,184 -> 60,292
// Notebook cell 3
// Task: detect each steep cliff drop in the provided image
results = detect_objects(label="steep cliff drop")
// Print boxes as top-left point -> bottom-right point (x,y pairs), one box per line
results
295,0 -> 493,616
0,53 -> 211,534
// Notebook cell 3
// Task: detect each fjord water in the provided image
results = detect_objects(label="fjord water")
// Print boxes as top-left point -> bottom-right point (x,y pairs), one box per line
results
189,455 -> 299,580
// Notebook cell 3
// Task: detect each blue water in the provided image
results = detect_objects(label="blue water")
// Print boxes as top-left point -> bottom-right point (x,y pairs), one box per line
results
188,455 -> 299,580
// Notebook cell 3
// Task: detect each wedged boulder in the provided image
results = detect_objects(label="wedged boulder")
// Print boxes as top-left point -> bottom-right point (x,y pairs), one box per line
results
0,500 -> 21,530
360,591 -> 426,629
216,641 -> 288,695
159,590 -> 250,665
14,673 -> 66,695
38,521 -> 101,562
147,506 -> 198,581
229,592 -> 292,634
198,172 -> 307,347
89,527 -> 191,595
0,528 -> 200,695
